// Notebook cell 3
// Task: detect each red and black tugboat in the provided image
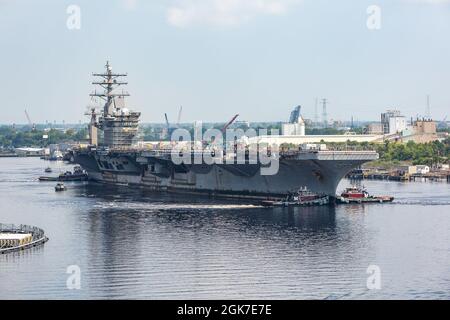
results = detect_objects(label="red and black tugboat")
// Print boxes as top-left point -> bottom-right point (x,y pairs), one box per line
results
337,186 -> 394,204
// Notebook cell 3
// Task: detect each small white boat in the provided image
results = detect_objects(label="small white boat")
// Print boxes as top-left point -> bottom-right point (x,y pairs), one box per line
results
55,183 -> 67,192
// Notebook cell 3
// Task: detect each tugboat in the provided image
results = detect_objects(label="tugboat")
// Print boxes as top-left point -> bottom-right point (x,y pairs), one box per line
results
337,186 -> 394,204
44,167 -> 52,173
55,183 -> 67,192
58,166 -> 88,181
261,187 -> 329,207
39,166 -> 88,182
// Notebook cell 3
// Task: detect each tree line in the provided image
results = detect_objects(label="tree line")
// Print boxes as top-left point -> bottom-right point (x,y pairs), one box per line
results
284,138 -> 450,166
0,126 -> 88,148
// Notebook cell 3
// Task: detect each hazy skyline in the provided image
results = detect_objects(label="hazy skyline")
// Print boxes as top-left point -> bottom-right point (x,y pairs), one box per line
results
1,0 -> 449,124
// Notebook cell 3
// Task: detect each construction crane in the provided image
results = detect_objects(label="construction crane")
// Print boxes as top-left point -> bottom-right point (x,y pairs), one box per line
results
439,115 -> 448,129
203,114 -> 239,148
24,109 -> 36,131
164,113 -> 170,130
164,107 -> 184,139
164,113 -> 171,138
222,114 -> 239,134
177,106 -> 183,126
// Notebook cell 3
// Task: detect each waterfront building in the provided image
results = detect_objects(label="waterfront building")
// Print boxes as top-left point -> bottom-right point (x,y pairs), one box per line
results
14,147 -> 45,157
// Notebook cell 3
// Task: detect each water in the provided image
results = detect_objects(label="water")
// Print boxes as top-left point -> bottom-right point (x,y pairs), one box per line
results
1,157 -> 449,299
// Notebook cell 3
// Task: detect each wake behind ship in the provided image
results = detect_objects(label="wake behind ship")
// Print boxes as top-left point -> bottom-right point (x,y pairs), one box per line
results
72,62 -> 378,200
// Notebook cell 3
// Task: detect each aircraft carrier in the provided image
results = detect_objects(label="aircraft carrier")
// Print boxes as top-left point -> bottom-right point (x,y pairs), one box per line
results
72,62 -> 378,200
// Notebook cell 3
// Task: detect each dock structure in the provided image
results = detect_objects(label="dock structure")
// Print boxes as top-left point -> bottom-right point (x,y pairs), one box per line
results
409,173 -> 450,182
347,169 -> 450,183
0,224 -> 48,254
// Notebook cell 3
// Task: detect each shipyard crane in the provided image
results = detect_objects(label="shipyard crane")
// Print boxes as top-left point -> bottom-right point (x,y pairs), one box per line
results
213,114 -> 240,149
222,114 -> 239,134
164,113 -> 170,130
164,107 -> 184,139
24,109 -> 36,131
204,114 -> 239,148
439,115 -> 448,129
164,113 -> 171,139
177,106 -> 183,126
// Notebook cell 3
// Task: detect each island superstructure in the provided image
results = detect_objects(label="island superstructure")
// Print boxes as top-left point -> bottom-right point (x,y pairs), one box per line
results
89,61 -> 140,148
72,62 -> 379,200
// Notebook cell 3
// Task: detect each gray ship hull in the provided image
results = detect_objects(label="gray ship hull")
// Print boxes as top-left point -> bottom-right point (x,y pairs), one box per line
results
73,149 -> 378,200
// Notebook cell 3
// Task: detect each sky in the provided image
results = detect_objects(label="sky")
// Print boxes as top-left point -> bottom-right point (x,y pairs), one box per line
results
0,0 -> 449,124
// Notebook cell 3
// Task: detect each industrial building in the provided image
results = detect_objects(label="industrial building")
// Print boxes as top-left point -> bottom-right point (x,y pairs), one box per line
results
402,119 -> 439,143
281,106 -> 306,136
252,105 -> 382,145
381,110 -> 407,134
365,109 -> 440,144
365,123 -> 384,135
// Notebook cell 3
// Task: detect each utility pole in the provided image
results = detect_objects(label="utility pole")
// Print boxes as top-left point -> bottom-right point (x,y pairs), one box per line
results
321,98 -> 328,128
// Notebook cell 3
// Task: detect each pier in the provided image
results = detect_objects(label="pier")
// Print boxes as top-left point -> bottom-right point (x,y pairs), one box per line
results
0,224 -> 48,254
347,169 -> 450,183
409,173 -> 450,182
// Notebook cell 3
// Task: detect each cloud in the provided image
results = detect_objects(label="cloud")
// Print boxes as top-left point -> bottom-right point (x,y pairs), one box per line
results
167,0 -> 302,28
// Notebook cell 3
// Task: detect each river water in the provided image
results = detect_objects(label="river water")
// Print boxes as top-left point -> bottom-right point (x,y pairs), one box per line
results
0,157 -> 449,299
